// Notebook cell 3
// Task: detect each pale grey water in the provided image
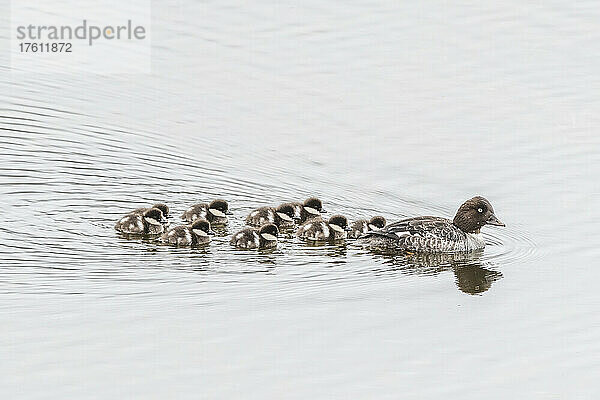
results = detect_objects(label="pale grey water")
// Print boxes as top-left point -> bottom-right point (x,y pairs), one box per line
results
1,1 -> 600,398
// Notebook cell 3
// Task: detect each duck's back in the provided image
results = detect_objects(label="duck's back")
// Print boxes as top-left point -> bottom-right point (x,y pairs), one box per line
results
115,214 -> 145,234
230,228 -> 261,249
348,219 -> 369,239
366,216 -> 484,253
161,225 -> 192,246
296,218 -> 329,241
181,204 -> 208,223
246,207 -> 276,227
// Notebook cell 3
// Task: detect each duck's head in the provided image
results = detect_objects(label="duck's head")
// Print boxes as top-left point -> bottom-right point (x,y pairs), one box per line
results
328,214 -> 350,233
208,199 -> 231,218
190,219 -> 211,240
152,203 -> 169,219
143,207 -> 164,227
258,223 -> 279,242
453,196 -> 505,233
276,203 -> 295,224
303,197 -> 326,216
368,215 -> 387,230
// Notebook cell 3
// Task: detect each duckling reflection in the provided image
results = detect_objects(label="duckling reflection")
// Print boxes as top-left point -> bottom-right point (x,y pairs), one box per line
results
301,241 -> 348,259
373,251 -> 502,295
210,224 -> 230,237
220,251 -> 279,274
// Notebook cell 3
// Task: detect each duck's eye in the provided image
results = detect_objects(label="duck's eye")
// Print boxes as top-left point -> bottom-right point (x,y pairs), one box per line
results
478,208 -> 483,213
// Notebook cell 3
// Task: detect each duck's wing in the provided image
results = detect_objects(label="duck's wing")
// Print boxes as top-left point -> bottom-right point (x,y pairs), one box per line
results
366,216 -> 454,240
366,216 -> 468,252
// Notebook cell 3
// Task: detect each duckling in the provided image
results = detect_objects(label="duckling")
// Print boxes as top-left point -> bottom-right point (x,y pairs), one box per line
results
181,199 -> 231,225
245,203 -> 295,228
348,215 -> 387,239
131,203 -> 170,221
276,203 -> 297,229
115,207 -> 165,235
285,197 -> 326,222
230,224 -> 279,250
160,219 -> 211,246
296,214 -> 350,241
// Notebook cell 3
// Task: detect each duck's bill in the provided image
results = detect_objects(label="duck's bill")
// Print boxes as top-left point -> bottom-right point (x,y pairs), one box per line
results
146,217 -> 161,226
304,207 -> 320,215
261,233 -> 277,241
487,214 -> 505,227
192,229 -> 209,237
277,212 -> 293,222
209,208 -> 226,218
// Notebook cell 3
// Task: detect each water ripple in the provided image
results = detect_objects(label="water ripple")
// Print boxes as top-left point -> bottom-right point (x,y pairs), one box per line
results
0,101 -> 540,299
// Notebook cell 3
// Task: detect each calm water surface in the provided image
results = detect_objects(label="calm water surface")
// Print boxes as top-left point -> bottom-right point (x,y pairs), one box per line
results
1,1 -> 600,398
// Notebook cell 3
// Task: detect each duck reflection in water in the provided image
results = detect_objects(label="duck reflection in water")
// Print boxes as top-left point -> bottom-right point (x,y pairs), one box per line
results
452,263 -> 502,295
374,250 -> 502,295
